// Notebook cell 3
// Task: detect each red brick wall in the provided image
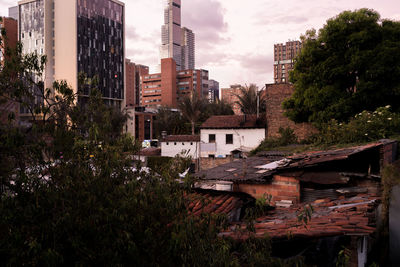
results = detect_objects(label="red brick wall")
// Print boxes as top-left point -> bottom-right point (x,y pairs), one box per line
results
125,60 -> 136,107
265,83 -> 317,140
221,86 -> 243,115
161,58 -> 177,108
234,175 -> 300,205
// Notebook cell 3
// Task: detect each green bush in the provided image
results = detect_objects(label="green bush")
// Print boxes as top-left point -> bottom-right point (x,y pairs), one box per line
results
252,127 -> 298,154
317,106 -> 400,145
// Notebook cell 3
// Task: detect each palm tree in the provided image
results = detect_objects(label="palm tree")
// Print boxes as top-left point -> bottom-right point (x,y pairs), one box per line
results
178,94 -> 206,135
235,84 -> 266,115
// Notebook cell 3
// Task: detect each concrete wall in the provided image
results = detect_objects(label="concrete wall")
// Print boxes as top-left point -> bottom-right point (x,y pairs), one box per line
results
54,0 -> 77,93
161,141 -> 200,159
200,128 -> 265,157
265,83 -> 317,140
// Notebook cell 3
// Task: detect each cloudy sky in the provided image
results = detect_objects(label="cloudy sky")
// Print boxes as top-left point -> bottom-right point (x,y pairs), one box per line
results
1,0 -> 399,88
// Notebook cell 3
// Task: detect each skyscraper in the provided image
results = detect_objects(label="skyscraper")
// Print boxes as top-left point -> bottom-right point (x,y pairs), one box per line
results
274,40 -> 302,83
160,0 -> 182,70
18,0 -> 125,111
181,27 -> 195,70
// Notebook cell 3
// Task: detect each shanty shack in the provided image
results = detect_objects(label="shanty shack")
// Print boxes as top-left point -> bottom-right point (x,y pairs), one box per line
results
195,140 -> 398,266
196,140 -> 397,207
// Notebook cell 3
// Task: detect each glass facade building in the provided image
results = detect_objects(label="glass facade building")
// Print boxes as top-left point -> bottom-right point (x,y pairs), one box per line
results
77,0 -> 124,104
18,0 -> 125,112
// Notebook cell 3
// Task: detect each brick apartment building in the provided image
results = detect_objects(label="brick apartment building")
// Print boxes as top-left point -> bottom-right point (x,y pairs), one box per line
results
274,40 -> 302,83
140,58 -> 209,108
0,17 -> 19,124
125,59 -> 149,107
220,84 -> 243,115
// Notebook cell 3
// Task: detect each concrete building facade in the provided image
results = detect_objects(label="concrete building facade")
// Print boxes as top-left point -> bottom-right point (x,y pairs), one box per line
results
160,0 -> 182,70
274,40 -> 302,83
141,58 -> 208,109
18,0 -> 125,114
181,27 -> 195,70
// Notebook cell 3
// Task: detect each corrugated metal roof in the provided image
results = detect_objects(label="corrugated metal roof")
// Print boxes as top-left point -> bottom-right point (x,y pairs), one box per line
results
197,140 -> 397,184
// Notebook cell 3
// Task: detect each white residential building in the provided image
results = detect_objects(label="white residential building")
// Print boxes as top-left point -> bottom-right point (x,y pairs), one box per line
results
200,115 -> 266,158
161,135 -> 200,159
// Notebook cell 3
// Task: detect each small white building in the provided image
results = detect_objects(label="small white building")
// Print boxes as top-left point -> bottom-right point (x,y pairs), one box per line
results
161,135 -> 201,159
200,115 -> 266,158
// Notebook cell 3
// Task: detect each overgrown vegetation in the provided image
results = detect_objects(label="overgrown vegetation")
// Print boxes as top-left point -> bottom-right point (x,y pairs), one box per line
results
251,127 -> 298,155
314,106 -> 400,145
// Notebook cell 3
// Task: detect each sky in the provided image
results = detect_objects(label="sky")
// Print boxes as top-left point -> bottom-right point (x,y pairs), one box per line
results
1,0 -> 399,89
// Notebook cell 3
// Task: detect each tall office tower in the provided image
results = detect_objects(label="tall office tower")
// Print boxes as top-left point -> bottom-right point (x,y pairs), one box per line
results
0,17 -> 19,124
208,79 -> 219,103
8,6 -> 19,20
18,0 -> 125,112
160,0 -> 182,70
274,40 -> 302,83
181,27 -> 195,70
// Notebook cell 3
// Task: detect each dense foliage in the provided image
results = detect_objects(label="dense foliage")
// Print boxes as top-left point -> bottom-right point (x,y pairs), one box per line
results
251,127 -> 298,155
314,106 -> 400,145
0,29 -> 291,266
283,9 -> 400,125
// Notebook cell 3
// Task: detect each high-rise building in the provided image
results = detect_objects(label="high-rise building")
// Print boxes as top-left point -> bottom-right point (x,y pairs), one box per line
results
208,79 -> 219,103
141,58 -> 208,109
181,27 -> 195,70
160,0 -> 182,71
221,84 -> 243,115
125,59 -> 149,107
274,40 -> 302,83
18,0 -> 125,113
8,6 -> 19,20
0,17 -> 19,124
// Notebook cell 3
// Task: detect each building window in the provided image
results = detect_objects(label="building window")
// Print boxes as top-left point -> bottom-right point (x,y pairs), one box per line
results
182,143 -> 185,145
166,142 -> 169,145
174,142 -> 177,145
226,134 -> 233,144
190,142 -> 193,145
209,154 -> 215,159
209,134 -> 216,143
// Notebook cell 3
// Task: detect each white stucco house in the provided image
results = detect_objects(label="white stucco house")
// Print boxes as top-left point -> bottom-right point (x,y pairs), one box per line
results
160,135 -> 201,159
200,115 -> 266,158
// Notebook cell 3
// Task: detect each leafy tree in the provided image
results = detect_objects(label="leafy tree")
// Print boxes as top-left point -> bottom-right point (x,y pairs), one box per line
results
283,9 -> 400,126
153,106 -> 191,138
178,94 -> 207,135
235,84 -> 266,115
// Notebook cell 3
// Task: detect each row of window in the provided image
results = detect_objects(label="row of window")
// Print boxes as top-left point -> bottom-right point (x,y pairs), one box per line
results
209,134 -> 233,144
165,142 -> 194,146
